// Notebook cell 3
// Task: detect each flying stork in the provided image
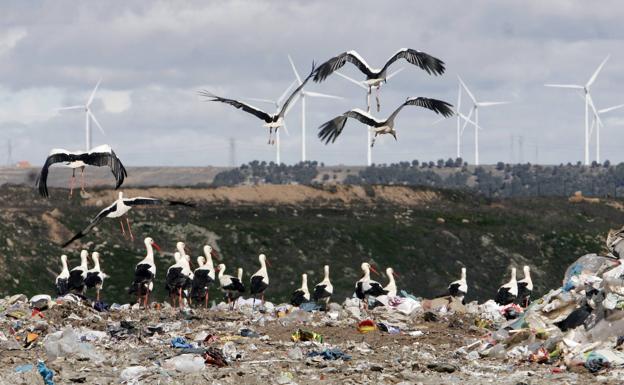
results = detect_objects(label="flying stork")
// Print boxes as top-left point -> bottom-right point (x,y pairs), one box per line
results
318,97 -> 453,147
62,192 -> 194,247
314,49 -> 445,111
199,63 -> 316,144
36,145 -> 127,198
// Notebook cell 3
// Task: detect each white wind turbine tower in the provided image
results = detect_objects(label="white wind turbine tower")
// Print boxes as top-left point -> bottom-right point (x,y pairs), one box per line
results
333,68 -> 404,166
545,55 -> 610,166
457,76 -> 509,166
287,55 -> 343,162
590,102 -> 624,163
58,79 -> 105,151
245,81 -> 299,164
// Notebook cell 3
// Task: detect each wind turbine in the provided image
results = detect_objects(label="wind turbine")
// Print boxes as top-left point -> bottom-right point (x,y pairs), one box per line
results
333,68 -> 403,166
245,80 -> 298,164
590,102 -> 624,163
545,55 -> 610,166
58,79 -> 105,151
457,76 -> 509,166
287,55 -> 343,162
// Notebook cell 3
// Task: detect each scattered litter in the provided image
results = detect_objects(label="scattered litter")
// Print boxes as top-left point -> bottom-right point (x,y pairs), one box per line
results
377,322 -> 400,334
14,364 -> 33,373
291,329 -> 323,343
37,361 -> 55,385
240,328 -> 260,338
357,319 -> 377,333
171,336 -> 192,348
307,348 -> 352,361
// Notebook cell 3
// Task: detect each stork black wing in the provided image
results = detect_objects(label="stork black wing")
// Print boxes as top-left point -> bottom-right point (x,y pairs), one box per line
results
36,152 -> 74,198
82,149 -> 128,190
314,51 -> 374,82
318,115 -> 349,144
403,97 -> 454,117
198,91 -> 273,123
381,48 -> 446,76
123,197 -> 195,208
62,203 -> 118,248
278,62 -> 316,117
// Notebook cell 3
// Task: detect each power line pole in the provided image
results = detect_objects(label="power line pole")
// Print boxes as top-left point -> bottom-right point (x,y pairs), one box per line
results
229,138 -> 236,167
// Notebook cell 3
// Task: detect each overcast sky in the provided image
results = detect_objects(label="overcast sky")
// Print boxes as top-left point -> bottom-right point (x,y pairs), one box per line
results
1,0 -> 624,167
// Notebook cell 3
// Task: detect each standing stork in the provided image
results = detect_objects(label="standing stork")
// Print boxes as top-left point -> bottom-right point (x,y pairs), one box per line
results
84,251 -> 108,302
517,265 -> 533,307
55,255 -> 70,296
129,237 -> 161,308
199,63 -> 316,145
62,192 -> 194,247
166,252 -> 188,308
290,273 -> 310,307
250,254 -> 270,310
318,97 -> 453,147
313,48 -> 445,111
383,267 -> 398,297
355,262 -> 386,311
448,267 -> 468,304
313,265 -> 333,308
192,252 -> 216,308
495,267 -> 518,305
218,263 -> 245,310
36,145 -> 127,198
68,250 -> 89,296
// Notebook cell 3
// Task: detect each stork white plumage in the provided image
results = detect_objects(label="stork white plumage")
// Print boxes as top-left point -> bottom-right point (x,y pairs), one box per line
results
58,79 -> 105,151
250,254 -> 270,310
36,144 -> 127,198
457,76 -> 509,165
63,192 -> 194,247
68,250 -> 89,295
545,55 -> 610,165
287,55 -> 343,162
313,265 -> 333,307
447,267 -> 467,304
383,267 -> 398,297
56,255 -> 70,296
495,267 -> 518,305
191,245 -> 218,308
129,237 -> 161,308
290,273 -> 310,307
217,263 -> 245,309
355,262 -> 386,310
85,251 -> 108,302
517,265 -> 533,307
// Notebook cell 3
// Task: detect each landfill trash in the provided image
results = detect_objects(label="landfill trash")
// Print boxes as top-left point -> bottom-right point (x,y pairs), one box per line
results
164,354 -> 205,373
30,294 -> 53,310
222,341 -> 239,361
240,328 -> 260,338
287,346 -> 304,360
204,347 -> 228,367
299,302 -> 323,312
375,294 -> 421,314
14,364 -> 34,373
499,303 -> 523,320
427,362 -> 457,373
357,319 -> 377,333
423,312 -> 439,322
171,336 -> 192,348
280,309 -> 312,326
583,349 -> 624,373
37,361 -> 55,385
120,366 -> 149,381
291,329 -> 323,343
376,322 -> 400,334
44,328 -> 100,362
307,348 -> 352,361
93,301 -> 109,312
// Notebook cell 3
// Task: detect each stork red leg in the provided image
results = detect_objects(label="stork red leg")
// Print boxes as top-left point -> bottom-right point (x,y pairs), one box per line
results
126,217 -> 134,241
119,220 -> 126,236
69,169 -> 76,198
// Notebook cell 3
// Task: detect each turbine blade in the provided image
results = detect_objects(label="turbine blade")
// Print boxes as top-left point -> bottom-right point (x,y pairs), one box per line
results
544,84 -> 584,89
88,110 -> 106,135
599,104 -> 624,114
303,91 -> 343,100
57,105 -> 84,111
586,55 -> 610,88
477,101 -> 510,107
283,93 -> 300,116
460,107 -> 475,135
277,80 -> 297,107
458,111 -> 482,130
87,78 -> 102,107
287,54 -> 302,85
457,83 -> 461,112
386,67 -> 404,80
586,93 -> 603,128
335,71 -> 368,90
282,122 -> 290,136
457,75 -> 477,104
243,97 -> 277,105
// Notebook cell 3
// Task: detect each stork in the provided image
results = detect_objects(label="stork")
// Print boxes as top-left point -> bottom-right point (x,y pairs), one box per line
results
355,262 -> 386,310
313,265 -> 333,308
290,273 -> 310,307
68,250 -> 89,296
383,267 -> 398,297
495,267 -> 518,305
84,251 -> 108,302
55,255 -> 70,296
218,263 -> 245,310
250,254 -> 269,310
129,237 -> 161,308
517,265 -> 533,307
448,267 -> 467,304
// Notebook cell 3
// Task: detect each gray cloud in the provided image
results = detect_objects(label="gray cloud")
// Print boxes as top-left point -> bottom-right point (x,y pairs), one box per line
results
1,0 -> 624,167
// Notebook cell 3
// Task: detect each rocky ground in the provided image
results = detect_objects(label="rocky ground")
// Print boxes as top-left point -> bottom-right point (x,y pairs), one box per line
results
0,294 -> 610,385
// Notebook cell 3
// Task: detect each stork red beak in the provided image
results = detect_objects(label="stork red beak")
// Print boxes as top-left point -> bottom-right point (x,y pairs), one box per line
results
152,242 -> 161,252
215,266 -> 220,272
211,250 -> 219,260
370,265 -> 379,275
393,271 -> 400,278
266,259 -> 272,267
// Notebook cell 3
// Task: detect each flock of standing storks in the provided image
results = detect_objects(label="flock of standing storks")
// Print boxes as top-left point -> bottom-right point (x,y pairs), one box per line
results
45,48 -> 531,310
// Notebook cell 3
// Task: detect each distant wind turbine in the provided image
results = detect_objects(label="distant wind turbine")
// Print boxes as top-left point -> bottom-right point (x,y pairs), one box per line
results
590,102 -> 624,163
58,79 -> 105,151
545,55 -> 610,166
287,55 -> 343,162
457,76 -> 509,166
